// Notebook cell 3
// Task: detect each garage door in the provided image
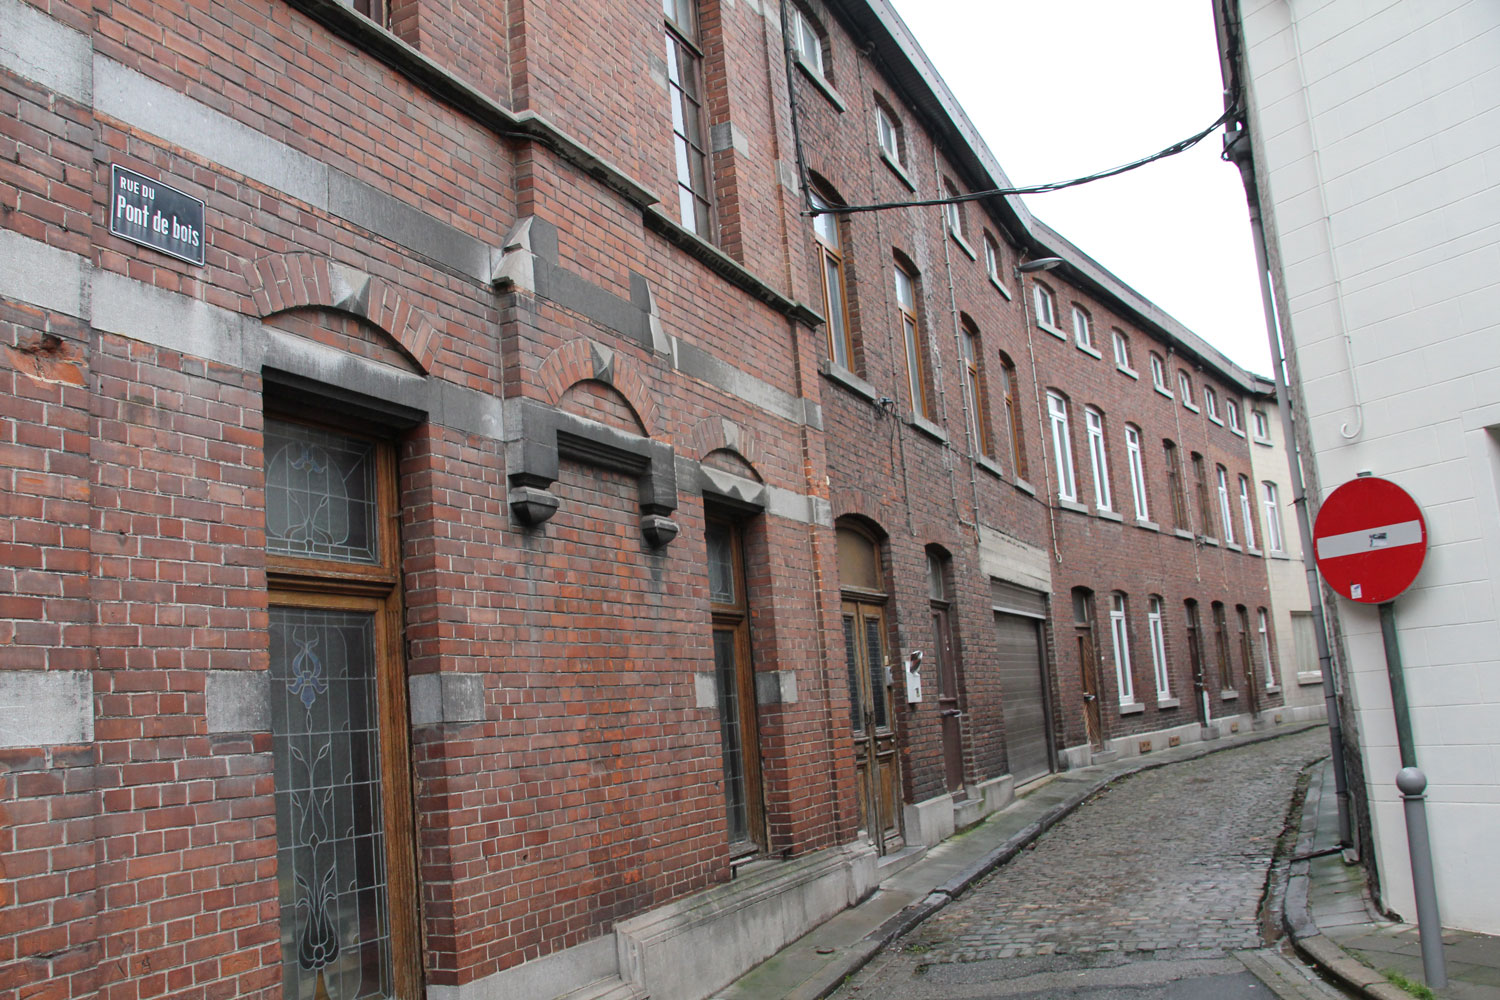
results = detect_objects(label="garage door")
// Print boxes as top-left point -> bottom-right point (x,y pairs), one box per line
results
994,608 -> 1053,784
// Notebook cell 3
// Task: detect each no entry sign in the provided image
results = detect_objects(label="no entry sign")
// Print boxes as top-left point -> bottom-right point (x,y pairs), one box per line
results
1313,477 -> 1427,604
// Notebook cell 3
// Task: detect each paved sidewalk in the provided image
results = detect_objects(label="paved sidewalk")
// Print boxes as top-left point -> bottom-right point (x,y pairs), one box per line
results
1284,759 -> 1500,1000
715,721 -> 1326,1000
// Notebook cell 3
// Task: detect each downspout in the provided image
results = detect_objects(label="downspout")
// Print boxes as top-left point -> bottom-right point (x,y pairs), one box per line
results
1223,119 -> 1353,849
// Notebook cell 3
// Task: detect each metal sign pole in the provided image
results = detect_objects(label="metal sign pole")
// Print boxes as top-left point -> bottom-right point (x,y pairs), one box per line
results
1378,600 -> 1446,988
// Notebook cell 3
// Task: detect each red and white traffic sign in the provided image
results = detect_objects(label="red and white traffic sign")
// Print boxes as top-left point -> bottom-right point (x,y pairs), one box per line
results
1313,477 -> 1427,604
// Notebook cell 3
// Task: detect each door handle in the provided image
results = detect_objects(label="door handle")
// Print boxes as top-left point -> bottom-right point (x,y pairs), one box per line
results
1082,693 -> 1097,703
940,709 -> 962,718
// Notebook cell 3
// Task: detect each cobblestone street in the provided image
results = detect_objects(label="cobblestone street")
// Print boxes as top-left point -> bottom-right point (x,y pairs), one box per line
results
834,728 -> 1339,999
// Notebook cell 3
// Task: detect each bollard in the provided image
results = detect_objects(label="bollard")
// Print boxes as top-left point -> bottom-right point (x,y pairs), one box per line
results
1396,767 -> 1446,989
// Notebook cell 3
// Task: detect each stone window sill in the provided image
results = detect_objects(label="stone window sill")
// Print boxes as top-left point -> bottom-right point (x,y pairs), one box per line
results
989,274 -> 1013,300
1076,342 -> 1102,360
881,150 -> 916,191
1157,697 -> 1180,710
1013,477 -> 1036,497
821,361 -> 878,402
949,228 -> 977,261
1117,364 -> 1138,380
1119,701 -> 1145,715
1135,519 -> 1160,532
976,455 -> 1003,480
1038,321 -> 1067,341
1058,497 -> 1089,515
909,414 -> 948,444
796,58 -> 846,112
1096,508 -> 1123,523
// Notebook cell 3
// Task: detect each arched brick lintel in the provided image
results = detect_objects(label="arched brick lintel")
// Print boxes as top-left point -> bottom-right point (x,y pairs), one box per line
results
244,253 -> 438,375
537,337 -> 657,439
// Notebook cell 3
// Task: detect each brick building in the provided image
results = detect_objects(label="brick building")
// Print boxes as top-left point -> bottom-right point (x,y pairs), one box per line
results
0,0 -> 1292,997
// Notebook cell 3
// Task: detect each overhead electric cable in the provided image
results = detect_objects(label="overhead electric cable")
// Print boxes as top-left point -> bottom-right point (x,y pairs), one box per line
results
808,107 -> 1236,217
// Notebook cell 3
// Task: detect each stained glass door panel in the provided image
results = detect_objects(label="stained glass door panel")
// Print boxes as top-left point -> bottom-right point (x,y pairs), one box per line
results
270,605 -> 393,1000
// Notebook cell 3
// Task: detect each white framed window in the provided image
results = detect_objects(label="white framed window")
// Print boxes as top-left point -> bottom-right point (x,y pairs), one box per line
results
876,104 -> 902,165
1034,282 -> 1058,330
1110,593 -> 1136,705
1204,385 -> 1221,422
1227,398 -> 1243,434
1047,391 -> 1076,502
791,6 -> 827,78
1216,464 -> 1235,545
1238,474 -> 1257,549
1125,425 -> 1149,521
1151,353 -> 1171,395
1072,306 -> 1094,351
1085,407 -> 1112,511
983,235 -> 1006,292
1259,608 -> 1276,688
1179,370 -> 1198,411
943,179 -> 966,240
1148,596 -> 1170,699
1262,480 -> 1285,553
1252,408 -> 1272,440
1112,329 -> 1132,370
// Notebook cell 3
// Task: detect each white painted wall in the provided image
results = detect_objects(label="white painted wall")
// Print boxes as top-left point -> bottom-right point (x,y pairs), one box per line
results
1238,0 -> 1500,934
1244,392 -> 1325,719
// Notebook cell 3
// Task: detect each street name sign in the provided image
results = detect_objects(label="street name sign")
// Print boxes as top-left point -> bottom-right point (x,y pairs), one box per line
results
109,164 -> 206,266
1313,476 -> 1427,604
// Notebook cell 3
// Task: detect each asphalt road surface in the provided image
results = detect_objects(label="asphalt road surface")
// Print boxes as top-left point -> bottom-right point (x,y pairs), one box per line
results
831,727 -> 1348,1000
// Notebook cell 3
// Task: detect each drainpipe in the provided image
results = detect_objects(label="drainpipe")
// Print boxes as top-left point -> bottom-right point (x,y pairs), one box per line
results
1224,122 -> 1353,849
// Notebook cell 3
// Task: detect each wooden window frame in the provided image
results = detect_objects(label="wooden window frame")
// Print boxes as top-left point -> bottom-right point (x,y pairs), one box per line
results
1001,355 -> 1029,480
959,322 -> 990,457
894,261 -> 931,419
664,0 -> 715,242
810,190 -> 855,371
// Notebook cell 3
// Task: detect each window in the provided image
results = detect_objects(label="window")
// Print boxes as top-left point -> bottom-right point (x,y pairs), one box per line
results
1001,354 -> 1028,480
1262,481 -> 1285,553
1073,588 -> 1103,746
1151,353 -> 1170,395
1291,611 -> 1319,675
1192,452 -> 1213,537
265,417 -> 421,1000
1179,370 -> 1198,411
1125,425 -> 1149,521
1236,605 -> 1256,696
894,260 -> 931,418
943,178 -> 966,241
1204,385 -> 1221,422
1033,281 -> 1058,330
983,234 -> 1005,289
1258,608 -> 1276,688
1216,464 -> 1235,545
1112,329 -> 1132,370
876,102 -> 902,166
1072,306 -> 1094,351
1109,593 -> 1135,705
1164,439 -> 1188,531
1238,474 -> 1257,549
1148,596 -> 1170,699
790,5 -> 827,78
664,0 -> 713,241
810,190 -> 854,371
928,548 -> 966,794
959,320 -> 989,456
1227,398 -> 1243,434
1047,391 -> 1077,502
1252,408 -> 1272,440
707,515 -> 766,853
1084,406 -> 1112,511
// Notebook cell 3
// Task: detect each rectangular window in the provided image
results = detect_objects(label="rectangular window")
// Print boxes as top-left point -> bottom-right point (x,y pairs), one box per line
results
1165,440 -> 1188,531
1204,385 -> 1220,422
1048,392 -> 1076,502
1148,596 -> 1170,699
1072,306 -> 1093,350
1259,608 -> 1276,688
1085,407 -> 1112,511
1238,474 -> 1257,549
791,6 -> 826,77
984,235 -> 1002,285
1216,464 -> 1236,545
265,417 -> 420,1000
960,325 -> 988,456
1252,408 -> 1271,440
1125,425 -> 1149,521
664,0 -> 713,241
876,104 -> 902,165
895,263 -> 930,418
1112,330 -> 1132,370
1179,371 -> 1198,411
1034,283 -> 1057,329
1213,602 -> 1233,692
943,179 -> 965,240
1151,354 -> 1170,395
1110,594 -> 1135,705
1193,453 -> 1213,537
1227,398 -> 1243,434
1291,611 -> 1320,676
1002,359 -> 1028,480
810,191 -> 853,370
1262,481 -> 1285,553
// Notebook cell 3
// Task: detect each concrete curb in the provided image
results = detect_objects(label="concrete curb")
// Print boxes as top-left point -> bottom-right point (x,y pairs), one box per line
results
791,722 -> 1328,1000
1281,759 -> 1410,1000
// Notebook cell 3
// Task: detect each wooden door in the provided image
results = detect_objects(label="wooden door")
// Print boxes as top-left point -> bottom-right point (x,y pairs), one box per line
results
932,606 -> 965,796
842,601 -> 901,853
1072,590 -> 1103,749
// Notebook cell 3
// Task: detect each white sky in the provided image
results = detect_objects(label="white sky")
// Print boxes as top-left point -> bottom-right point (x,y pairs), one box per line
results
887,0 -> 1273,375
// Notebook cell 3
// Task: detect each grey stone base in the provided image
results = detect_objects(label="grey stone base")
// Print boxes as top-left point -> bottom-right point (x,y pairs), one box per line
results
429,842 -> 877,1000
